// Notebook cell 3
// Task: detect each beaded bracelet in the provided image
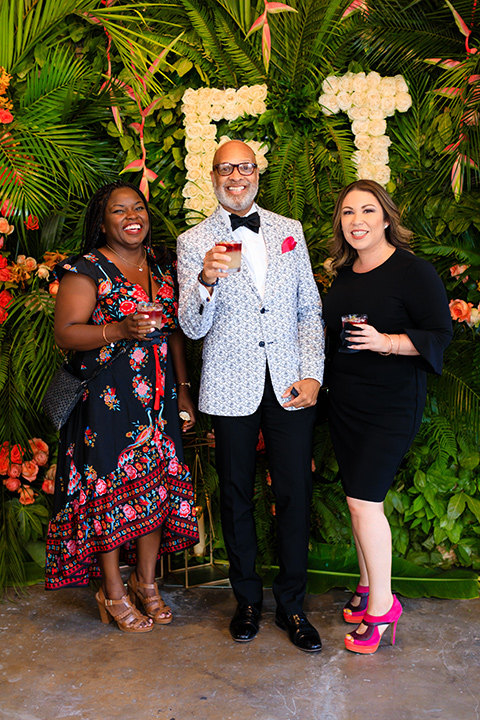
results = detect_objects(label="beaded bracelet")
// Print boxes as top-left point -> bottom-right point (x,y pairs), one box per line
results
379,333 -> 393,356
198,271 -> 219,288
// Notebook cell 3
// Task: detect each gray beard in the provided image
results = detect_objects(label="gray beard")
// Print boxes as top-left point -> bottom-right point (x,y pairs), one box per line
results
213,178 -> 258,213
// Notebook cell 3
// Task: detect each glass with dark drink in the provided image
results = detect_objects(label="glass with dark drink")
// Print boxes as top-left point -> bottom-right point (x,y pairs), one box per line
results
339,313 -> 368,353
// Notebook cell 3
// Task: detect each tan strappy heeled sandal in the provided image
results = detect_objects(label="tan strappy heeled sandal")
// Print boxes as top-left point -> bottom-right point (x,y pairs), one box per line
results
95,587 -> 154,633
127,571 -> 173,624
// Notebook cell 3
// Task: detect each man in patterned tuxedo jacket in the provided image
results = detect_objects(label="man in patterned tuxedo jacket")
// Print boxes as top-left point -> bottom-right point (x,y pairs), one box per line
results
177,140 -> 324,652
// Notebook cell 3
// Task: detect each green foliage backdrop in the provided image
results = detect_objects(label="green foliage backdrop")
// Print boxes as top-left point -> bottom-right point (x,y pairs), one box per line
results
0,0 -> 479,595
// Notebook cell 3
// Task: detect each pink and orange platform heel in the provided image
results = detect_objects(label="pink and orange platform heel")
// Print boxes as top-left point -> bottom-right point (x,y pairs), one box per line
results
343,584 -> 369,624
344,595 -> 403,654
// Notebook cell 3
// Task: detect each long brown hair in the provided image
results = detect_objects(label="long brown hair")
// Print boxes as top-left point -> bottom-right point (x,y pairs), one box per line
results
329,180 -> 413,273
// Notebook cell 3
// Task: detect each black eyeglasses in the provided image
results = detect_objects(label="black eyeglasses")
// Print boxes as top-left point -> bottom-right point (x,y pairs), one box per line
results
213,162 -> 257,176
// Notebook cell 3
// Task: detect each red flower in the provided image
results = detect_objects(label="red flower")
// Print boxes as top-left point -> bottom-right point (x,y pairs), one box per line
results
0,256 -> 12,282
281,236 -> 297,253
48,281 -> 59,296
3,476 -> 21,491
449,298 -> 473,323
10,444 -> 23,464
124,464 -> 137,479
0,109 -> 13,124
24,215 -> 39,231
0,290 -> 13,309
119,300 -> 137,315
178,500 -> 191,518
123,504 -> 137,521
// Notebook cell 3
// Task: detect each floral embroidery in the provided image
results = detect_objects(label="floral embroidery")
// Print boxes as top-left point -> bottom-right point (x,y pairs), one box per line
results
132,374 -> 153,406
129,346 -> 147,371
84,427 -> 97,446
67,461 -> 81,494
100,385 -> 120,410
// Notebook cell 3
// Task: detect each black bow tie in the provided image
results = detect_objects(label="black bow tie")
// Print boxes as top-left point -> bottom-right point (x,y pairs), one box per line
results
229,211 -> 260,233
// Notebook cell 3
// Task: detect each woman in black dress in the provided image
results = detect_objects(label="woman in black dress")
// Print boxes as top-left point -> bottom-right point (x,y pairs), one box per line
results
45,181 -> 199,632
323,180 -> 452,654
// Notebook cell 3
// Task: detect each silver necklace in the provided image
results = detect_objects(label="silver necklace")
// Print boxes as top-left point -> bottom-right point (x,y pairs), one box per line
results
105,244 -> 146,272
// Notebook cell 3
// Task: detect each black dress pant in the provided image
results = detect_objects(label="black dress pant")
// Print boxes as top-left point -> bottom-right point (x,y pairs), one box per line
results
212,369 -> 316,615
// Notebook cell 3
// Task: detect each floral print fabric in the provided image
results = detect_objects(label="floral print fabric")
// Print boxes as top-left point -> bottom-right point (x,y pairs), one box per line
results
45,249 -> 198,589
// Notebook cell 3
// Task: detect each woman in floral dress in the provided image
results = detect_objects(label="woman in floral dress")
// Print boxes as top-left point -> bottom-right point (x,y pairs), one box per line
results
45,181 -> 199,632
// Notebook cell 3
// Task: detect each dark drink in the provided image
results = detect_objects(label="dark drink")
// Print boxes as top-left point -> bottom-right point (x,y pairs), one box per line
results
339,313 -> 368,353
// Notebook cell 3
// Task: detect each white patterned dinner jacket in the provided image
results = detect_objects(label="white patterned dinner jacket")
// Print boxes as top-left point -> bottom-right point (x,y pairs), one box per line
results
176,205 -> 324,416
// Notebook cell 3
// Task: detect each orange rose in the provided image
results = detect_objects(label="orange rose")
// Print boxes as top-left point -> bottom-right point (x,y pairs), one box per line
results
44,464 -> 56,482
0,109 -> 13,124
48,280 -> 59,296
450,264 -> 469,277
16,254 -> 26,264
22,460 -> 39,482
33,450 -> 48,467
18,486 -> 36,505
24,215 -> 39,231
449,298 -> 473,323
8,463 -> 22,478
0,256 -> 12,282
29,437 -> 49,454
24,256 -> 37,272
42,476 -> 55,494
10,444 -> 23,464
4,476 -> 21,491
0,217 -> 14,235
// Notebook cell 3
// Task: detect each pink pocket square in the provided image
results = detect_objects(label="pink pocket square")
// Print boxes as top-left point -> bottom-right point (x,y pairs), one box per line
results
281,236 -> 297,253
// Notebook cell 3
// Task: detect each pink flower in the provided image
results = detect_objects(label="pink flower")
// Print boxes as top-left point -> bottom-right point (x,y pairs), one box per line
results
168,458 -> 179,475
22,460 -> 39,483
123,504 -> 137,521
93,519 -> 103,535
79,489 -> 87,505
281,236 -> 297,254
19,486 -> 36,505
449,298 -> 473,323
124,464 -> 137,479
178,500 -> 190,518
8,463 -> 22,478
3,476 -> 21,491
33,450 -> 48,467
158,485 -> 167,501
96,479 -> 107,495
66,540 -> 77,555
0,236 -> 3,249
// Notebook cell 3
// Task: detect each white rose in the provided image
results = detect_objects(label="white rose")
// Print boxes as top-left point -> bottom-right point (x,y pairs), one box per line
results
372,164 -> 391,185
218,135 -> 231,146
197,179 -> 212,195
369,148 -> 389,164
354,133 -> 372,151
349,105 -> 370,121
249,84 -> 268,101
236,85 -> 251,101
183,110 -> 200,125
186,168 -> 202,182
351,91 -> 368,107
223,102 -> 240,121
182,181 -> 202,199
379,77 -> 396,94
197,87 -> 212,104
185,123 -> 204,139
197,109 -> 212,124
356,161 -> 376,179
249,99 -> 267,115
185,137 -> 203,154
370,135 -> 392,150
224,88 -> 237,103
201,139 -> 217,156
352,119 -> 370,135
338,73 -> 355,93
184,154 -> 202,171
210,106 -> 225,122
369,106 -> 387,120
380,96 -> 396,116
467,307 -> 480,327
203,194 -> 218,213
352,150 -> 369,166
394,75 -> 409,93
368,119 -> 387,136
318,93 -> 339,115
322,76 -> 340,94
395,92 -> 412,112
337,92 -> 353,111
366,71 -> 382,88
210,88 -> 225,104
366,89 -> 381,107
182,88 -> 198,105
199,124 -> 217,140
352,73 -> 368,93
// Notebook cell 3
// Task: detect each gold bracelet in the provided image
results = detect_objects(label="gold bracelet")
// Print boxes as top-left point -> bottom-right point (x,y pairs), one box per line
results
394,335 -> 400,355
102,324 -> 109,344
379,333 -> 393,356
178,382 -> 191,387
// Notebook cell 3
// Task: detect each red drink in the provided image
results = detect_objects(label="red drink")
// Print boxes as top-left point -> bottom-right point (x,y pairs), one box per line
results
137,302 -> 164,329
216,241 -> 242,273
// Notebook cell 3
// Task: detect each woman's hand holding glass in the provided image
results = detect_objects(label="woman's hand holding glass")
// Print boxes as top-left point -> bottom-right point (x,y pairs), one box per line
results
345,323 -> 392,354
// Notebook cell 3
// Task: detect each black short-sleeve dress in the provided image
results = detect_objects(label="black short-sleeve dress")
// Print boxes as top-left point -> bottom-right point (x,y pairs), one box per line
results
45,249 -> 199,589
323,248 -> 452,502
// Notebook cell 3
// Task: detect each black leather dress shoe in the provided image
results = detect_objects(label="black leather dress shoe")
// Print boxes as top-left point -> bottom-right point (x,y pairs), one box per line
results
229,603 -> 262,642
275,611 -> 322,653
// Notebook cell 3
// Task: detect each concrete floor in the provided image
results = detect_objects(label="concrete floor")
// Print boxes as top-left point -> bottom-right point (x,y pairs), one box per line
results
1,570 -> 479,720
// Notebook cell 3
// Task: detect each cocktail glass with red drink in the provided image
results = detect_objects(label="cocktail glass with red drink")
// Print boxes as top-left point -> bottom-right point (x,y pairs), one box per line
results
137,301 -> 164,330
216,239 -> 242,273
339,313 -> 368,353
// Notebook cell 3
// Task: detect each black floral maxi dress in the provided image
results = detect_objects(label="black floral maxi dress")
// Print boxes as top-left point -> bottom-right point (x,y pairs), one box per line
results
45,250 -> 199,590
